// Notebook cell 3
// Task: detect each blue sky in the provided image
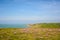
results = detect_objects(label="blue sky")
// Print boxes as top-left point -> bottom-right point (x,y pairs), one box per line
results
0,0 -> 60,24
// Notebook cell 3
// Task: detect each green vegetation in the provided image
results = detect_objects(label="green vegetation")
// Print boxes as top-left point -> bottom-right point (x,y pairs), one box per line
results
30,23 -> 60,28
0,23 -> 60,40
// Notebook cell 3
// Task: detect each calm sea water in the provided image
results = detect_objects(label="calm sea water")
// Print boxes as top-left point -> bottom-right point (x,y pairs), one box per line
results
0,24 -> 28,28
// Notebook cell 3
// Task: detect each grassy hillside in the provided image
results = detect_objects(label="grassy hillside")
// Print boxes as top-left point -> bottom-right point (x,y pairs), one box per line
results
0,23 -> 60,40
29,23 -> 60,28
0,28 -> 60,40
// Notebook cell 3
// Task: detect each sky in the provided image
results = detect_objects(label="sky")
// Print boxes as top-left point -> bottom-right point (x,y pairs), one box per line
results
0,0 -> 60,24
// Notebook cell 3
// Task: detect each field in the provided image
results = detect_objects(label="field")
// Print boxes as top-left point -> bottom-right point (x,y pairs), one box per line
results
0,23 -> 60,40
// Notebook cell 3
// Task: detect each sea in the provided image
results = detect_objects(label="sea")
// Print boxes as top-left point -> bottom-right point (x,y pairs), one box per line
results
0,24 -> 28,28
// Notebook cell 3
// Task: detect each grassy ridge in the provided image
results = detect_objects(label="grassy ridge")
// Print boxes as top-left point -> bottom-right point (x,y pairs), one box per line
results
29,23 -> 60,28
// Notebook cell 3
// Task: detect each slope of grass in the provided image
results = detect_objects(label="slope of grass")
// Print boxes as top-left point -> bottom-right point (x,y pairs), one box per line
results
0,28 -> 60,40
0,23 -> 60,40
29,23 -> 60,28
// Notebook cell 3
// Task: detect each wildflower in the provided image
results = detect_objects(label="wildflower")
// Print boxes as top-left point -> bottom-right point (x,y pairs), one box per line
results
45,34 -> 49,37
48,29 -> 52,31
14,31 -> 17,34
58,29 -> 60,31
40,37 -> 43,39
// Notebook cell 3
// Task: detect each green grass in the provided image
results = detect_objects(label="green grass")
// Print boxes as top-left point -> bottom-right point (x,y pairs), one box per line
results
0,23 -> 60,40
30,23 -> 60,28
